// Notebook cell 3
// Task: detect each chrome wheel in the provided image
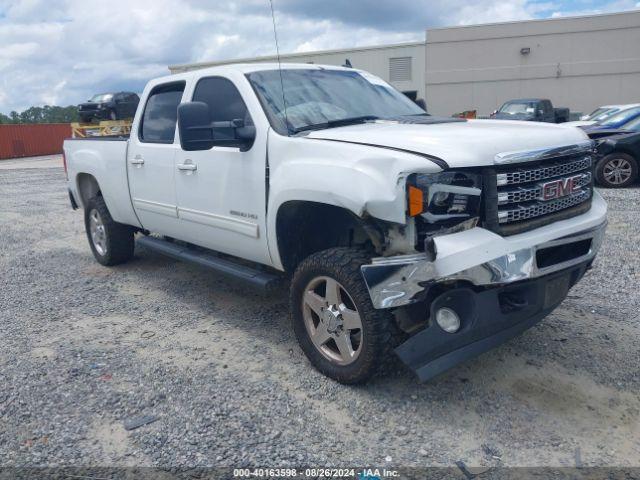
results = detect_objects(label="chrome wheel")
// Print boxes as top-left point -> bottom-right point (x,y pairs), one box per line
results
302,276 -> 363,366
89,209 -> 107,256
603,157 -> 633,185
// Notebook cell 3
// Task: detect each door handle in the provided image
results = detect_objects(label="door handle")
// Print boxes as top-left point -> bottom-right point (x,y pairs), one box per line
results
130,155 -> 145,165
177,163 -> 197,172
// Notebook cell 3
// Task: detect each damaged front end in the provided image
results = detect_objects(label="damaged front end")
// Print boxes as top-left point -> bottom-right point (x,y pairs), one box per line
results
360,144 -> 607,381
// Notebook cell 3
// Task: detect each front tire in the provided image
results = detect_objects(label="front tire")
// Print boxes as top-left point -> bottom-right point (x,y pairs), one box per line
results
290,247 -> 394,384
595,153 -> 638,188
84,196 -> 135,266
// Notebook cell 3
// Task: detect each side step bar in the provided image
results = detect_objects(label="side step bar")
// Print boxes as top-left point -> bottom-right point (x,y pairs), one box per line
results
136,235 -> 284,292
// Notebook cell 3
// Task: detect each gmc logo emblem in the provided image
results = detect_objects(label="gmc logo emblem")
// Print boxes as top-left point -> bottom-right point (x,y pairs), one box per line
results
541,174 -> 582,200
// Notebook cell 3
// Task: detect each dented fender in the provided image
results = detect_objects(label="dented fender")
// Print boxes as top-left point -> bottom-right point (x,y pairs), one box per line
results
266,131 -> 442,269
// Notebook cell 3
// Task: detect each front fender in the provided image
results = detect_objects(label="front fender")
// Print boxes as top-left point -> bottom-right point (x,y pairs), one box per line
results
266,133 -> 442,269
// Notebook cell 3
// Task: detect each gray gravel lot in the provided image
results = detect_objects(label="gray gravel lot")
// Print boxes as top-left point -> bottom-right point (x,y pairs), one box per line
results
1,156 -> 639,469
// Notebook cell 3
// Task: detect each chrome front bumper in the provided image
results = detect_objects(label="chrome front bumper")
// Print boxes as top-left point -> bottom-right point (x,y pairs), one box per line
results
361,197 -> 607,309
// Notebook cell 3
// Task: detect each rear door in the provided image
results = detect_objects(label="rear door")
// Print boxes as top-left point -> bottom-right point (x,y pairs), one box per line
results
173,75 -> 271,265
127,81 -> 186,238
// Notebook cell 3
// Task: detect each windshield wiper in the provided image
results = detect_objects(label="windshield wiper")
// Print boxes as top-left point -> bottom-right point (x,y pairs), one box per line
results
292,115 -> 380,134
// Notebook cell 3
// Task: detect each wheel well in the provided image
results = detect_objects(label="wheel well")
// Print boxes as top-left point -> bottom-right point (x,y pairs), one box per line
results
76,173 -> 101,208
276,201 -> 381,273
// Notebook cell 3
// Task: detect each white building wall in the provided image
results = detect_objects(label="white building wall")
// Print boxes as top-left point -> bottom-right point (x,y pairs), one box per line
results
425,11 -> 640,117
169,42 -> 426,100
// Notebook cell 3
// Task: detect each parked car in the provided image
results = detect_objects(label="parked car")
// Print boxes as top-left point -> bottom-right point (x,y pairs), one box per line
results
78,92 -> 140,123
63,64 -> 606,384
580,104 -> 625,121
491,98 -> 570,123
566,104 -> 639,127
585,116 -> 640,188
584,105 -> 640,132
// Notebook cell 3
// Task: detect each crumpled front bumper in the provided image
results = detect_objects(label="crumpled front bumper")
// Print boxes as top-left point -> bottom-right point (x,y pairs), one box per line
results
361,191 -> 607,309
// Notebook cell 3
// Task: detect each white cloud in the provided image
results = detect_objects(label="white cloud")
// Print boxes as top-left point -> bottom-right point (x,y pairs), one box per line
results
0,0 -> 638,113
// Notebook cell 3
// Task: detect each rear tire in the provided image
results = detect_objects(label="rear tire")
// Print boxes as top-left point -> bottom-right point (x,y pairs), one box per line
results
595,153 -> 638,188
84,196 -> 135,266
290,247 -> 394,384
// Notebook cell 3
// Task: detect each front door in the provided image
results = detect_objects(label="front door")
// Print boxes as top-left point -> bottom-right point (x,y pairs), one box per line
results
173,75 -> 270,265
127,81 -> 186,238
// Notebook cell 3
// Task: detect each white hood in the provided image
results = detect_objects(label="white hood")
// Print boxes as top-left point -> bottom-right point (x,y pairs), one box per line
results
306,119 -> 590,168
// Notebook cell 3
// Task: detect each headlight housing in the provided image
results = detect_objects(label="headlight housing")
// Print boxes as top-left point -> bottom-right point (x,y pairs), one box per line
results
407,171 -> 482,234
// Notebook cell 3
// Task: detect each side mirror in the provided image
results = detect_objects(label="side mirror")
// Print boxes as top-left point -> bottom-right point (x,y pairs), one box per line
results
178,102 -> 256,152
414,98 -> 427,111
178,102 -> 214,151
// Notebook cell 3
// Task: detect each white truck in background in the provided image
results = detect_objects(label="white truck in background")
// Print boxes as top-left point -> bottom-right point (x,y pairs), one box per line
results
64,64 -> 607,384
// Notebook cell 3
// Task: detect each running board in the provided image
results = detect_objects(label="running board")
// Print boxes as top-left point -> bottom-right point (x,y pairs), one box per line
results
136,235 -> 284,291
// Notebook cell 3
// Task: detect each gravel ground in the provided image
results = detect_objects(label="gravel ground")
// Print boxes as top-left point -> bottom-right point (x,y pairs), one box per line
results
1,156 -> 639,471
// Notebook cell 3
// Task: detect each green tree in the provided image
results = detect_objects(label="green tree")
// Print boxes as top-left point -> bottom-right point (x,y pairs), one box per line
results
0,105 -> 80,124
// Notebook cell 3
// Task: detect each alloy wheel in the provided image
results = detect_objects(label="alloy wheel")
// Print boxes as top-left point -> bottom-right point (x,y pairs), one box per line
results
89,209 -> 107,256
302,276 -> 364,366
603,157 -> 633,185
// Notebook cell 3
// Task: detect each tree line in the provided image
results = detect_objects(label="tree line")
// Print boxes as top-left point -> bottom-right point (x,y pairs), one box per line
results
0,105 -> 79,124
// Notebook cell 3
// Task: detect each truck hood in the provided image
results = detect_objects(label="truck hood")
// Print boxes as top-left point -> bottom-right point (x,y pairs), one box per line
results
306,119 -> 589,168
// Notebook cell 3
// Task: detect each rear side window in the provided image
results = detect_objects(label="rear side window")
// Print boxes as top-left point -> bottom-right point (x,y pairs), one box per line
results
140,82 -> 185,143
192,77 -> 253,143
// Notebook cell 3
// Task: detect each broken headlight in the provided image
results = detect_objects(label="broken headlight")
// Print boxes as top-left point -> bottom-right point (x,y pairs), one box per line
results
407,171 -> 482,233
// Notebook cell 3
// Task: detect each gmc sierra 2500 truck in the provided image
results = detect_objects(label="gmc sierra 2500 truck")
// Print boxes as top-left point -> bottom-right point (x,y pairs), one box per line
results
64,64 -> 607,384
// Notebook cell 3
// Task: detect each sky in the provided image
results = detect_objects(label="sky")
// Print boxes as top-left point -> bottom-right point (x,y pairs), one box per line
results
0,0 -> 639,113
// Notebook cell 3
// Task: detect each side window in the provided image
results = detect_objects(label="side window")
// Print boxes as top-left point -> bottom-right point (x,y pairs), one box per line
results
192,77 -> 253,143
140,82 -> 185,143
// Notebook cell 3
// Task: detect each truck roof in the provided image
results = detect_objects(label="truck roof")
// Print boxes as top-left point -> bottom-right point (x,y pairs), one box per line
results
154,62 -> 357,83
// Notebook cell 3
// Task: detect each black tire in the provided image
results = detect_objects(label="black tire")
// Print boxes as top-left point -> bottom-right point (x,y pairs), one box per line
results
594,153 -> 638,188
290,247 -> 394,384
84,196 -> 135,266
79,115 -> 91,124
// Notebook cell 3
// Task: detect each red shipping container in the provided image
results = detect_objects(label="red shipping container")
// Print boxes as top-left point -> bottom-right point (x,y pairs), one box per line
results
0,123 -> 72,160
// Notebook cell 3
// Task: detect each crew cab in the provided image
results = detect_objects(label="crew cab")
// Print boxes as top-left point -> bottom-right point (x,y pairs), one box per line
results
64,64 -> 607,384
491,98 -> 570,123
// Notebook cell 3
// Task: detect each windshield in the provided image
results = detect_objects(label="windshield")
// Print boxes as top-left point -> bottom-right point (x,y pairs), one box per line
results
89,93 -> 113,103
246,69 -> 424,134
585,107 -> 620,121
623,115 -> 640,132
599,107 -> 640,127
498,101 -> 536,115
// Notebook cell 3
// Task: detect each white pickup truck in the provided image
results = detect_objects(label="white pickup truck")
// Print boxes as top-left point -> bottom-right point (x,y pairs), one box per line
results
64,63 -> 607,384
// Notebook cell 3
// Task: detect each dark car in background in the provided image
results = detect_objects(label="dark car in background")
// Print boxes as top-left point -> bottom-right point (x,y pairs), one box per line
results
490,98 -> 570,123
585,115 -> 640,188
78,92 -> 139,123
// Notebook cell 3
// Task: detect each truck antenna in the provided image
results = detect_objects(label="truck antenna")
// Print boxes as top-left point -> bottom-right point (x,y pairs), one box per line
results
269,0 -> 290,134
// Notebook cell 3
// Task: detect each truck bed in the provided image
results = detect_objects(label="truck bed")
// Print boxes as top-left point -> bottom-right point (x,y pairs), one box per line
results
64,136 -> 141,228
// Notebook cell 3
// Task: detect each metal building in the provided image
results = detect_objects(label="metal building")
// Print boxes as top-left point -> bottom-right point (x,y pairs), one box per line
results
426,10 -> 640,117
169,10 -> 640,118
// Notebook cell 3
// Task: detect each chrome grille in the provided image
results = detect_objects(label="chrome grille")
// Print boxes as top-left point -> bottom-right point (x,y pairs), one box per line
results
498,190 -> 591,223
498,172 -> 591,205
496,156 -> 592,186
492,152 -> 594,232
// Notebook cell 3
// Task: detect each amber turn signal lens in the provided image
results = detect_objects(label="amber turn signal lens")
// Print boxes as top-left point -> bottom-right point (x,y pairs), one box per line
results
408,185 -> 424,216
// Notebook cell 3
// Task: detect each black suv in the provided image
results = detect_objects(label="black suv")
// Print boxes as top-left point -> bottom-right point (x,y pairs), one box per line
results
78,92 -> 140,123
